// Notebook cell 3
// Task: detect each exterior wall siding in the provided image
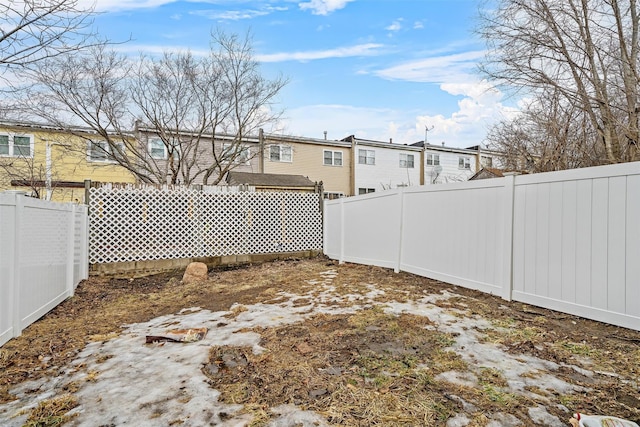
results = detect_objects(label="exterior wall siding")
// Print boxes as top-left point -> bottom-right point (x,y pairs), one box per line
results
424,148 -> 477,185
263,137 -> 352,196
136,130 -> 260,185
355,145 -> 422,193
0,125 -> 137,202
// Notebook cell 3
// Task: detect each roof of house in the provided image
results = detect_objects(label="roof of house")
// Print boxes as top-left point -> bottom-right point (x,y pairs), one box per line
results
469,168 -> 530,180
469,168 -> 505,180
226,171 -> 316,189
411,141 -> 481,155
341,135 -> 423,152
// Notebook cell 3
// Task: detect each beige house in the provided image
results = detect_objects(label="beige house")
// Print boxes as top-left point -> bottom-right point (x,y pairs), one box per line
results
262,134 -> 352,198
135,126 -> 261,185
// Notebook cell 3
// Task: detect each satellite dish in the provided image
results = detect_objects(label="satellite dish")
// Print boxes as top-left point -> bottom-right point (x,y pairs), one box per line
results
431,165 -> 443,184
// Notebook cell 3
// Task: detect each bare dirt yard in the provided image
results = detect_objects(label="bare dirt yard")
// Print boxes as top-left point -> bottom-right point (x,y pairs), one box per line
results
1,256 -> 639,426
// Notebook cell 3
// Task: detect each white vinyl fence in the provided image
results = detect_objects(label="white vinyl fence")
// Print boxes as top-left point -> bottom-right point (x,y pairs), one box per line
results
0,192 -> 89,347
89,184 -> 323,264
325,162 -> 640,331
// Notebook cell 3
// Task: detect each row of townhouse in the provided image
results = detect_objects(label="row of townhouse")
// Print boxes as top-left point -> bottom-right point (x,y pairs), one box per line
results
0,120 -> 502,202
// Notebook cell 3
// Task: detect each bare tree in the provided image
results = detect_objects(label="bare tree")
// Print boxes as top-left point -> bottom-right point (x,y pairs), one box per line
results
479,0 -> 639,166
0,137 -> 79,199
0,0 -> 99,77
0,153 -> 48,198
25,30 -> 288,185
487,88 -> 608,172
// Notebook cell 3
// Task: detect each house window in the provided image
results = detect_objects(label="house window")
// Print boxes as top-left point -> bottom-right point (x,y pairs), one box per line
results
148,139 -> 167,160
222,143 -> 250,164
270,144 -> 292,162
426,153 -> 440,166
459,157 -> 471,170
323,191 -> 344,200
481,155 -> 493,168
399,153 -> 414,168
358,149 -> 375,165
0,134 -> 33,157
358,188 -> 375,195
323,150 -> 342,166
90,141 -> 109,161
89,141 -> 125,162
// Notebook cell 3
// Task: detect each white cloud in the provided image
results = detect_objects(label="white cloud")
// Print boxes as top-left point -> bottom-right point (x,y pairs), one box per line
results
413,81 -> 515,147
386,19 -> 403,32
191,8 -> 269,20
82,0 -> 177,12
298,0 -> 355,15
191,5 -> 288,20
113,43 -> 210,57
256,43 -> 383,62
374,50 -> 486,84
413,21 -> 424,30
276,104 -> 404,141
278,79 -> 515,148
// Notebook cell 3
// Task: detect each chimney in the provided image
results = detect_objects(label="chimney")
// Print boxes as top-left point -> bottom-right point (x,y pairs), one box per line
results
323,131 -> 327,140
390,138 -> 393,144
441,141 -> 445,147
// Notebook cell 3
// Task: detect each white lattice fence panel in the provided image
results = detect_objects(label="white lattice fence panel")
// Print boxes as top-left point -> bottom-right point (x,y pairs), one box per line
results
89,187 -> 322,264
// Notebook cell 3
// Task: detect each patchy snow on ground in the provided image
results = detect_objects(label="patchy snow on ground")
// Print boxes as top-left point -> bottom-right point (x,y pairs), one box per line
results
0,269 -> 595,426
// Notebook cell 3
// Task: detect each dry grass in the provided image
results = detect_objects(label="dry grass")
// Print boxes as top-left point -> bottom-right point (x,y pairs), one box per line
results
22,394 -> 78,427
2,256 -> 640,426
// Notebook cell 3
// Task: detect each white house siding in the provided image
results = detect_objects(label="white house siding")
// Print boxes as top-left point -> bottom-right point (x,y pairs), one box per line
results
355,145 -> 422,193
424,147 -> 477,185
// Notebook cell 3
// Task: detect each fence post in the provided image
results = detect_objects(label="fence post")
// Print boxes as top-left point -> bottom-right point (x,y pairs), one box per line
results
395,188 -> 405,273
339,197 -> 345,264
11,192 -> 24,339
84,180 -> 91,213
66,203 -> 76,297
80,205 -> 89,280
501,173 -> 517,301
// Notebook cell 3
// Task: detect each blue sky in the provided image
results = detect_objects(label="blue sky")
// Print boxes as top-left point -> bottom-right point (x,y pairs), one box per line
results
88,0 -> 513,148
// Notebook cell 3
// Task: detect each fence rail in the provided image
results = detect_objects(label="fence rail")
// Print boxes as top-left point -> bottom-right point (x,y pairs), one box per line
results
89,184 -> 323,264
0,192 -> 88,347
324,162 -> 640,331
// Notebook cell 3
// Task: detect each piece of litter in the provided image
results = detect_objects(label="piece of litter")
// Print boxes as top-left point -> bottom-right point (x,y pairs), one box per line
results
571,412 -> 639,427
145,327 -> 208,344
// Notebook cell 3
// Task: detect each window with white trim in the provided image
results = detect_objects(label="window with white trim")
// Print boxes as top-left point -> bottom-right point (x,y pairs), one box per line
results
358,188 -> 375,195
323,150 -> 342,166
358,149 -> 375,165
89,141 -> 125,162
0,134 -> 33,157
459,156 -> 471,170
481,155 -> 493,168
270,144 -> 292,162
399,153 -> 414,168
148,139 -> 167,160
222,143 -> 250,164
426,153 -> 440,166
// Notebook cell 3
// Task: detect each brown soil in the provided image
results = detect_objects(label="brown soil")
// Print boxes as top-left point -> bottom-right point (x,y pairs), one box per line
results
1,256 -> 639,426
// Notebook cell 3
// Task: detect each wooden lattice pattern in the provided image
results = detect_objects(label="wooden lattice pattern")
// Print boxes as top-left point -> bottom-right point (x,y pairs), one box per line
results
89,186 -> 323,264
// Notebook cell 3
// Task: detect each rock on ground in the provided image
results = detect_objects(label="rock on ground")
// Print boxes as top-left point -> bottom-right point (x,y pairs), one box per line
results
182,262 -> 208,284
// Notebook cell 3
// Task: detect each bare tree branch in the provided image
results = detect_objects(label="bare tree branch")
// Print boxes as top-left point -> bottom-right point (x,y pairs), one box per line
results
478,0 -> 639,166
0,0 -> 100,74
24,29 -> 288,186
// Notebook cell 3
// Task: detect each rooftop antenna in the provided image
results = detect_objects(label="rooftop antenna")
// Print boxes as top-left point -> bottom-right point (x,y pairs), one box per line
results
424,125 -> 434,145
